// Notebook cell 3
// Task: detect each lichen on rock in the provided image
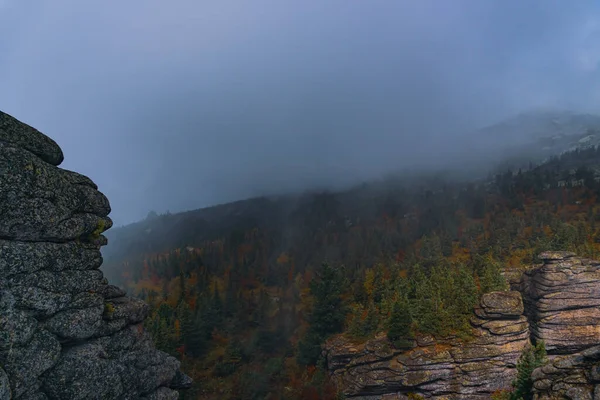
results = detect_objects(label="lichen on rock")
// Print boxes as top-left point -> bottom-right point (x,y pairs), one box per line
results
0,111 -> 191,399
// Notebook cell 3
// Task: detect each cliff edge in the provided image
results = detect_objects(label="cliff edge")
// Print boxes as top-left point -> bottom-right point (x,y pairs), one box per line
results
326,252 -> 600,399
326,291 -> 529,399
0,111 -> 191,399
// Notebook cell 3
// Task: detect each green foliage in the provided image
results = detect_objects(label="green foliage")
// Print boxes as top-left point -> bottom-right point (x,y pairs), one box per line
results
408,263 -> 479,338
264,357 -> 284,379
474,255 -> 509,293
509,341 -> 547,400
387,298 -> 413,349
109,146 -> 600,398
297,328 -> 325,367
297,263 -> 346,365
348,302 -> 380,340
235,370 -> 269,400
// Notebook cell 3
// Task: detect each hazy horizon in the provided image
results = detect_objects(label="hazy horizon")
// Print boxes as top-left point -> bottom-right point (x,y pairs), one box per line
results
2,1 -> 600,225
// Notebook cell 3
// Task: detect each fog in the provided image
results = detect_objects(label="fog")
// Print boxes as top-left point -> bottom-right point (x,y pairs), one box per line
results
1,1 -> 599,225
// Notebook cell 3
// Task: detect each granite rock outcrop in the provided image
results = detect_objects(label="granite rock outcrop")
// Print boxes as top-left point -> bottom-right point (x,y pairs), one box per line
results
521,251 -> 600,399
326,251 -> 600,399
325,291 -> 529,399
0,111 -> 191,399
519,251 -> 600,355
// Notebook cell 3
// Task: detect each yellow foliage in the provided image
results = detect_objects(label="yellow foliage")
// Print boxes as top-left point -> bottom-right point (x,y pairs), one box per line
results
449,242 -> 470,264
277,252 -> 290,265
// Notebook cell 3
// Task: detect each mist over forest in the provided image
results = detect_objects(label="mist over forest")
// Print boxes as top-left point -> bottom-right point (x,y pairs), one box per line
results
5,2 -> 600,400
2,1 -> 600,225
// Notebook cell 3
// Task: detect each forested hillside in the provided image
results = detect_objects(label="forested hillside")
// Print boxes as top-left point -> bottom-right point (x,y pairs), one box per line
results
102,146 -> 600,399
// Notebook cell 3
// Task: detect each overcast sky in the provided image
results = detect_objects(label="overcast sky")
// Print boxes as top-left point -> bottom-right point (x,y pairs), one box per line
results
1,1 -> 599,225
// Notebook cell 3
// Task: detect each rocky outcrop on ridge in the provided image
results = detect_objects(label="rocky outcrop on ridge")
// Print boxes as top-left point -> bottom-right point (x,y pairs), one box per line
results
519,251 -> 600,355
325,291 -> 529,399
532,345 -> 600,400
326,251 -> 600,399
520,251 -> 600,399
0,111 -> 191,399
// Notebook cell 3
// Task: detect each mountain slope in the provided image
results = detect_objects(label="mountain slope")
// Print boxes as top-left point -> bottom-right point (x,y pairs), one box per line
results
100,111 -> 600,399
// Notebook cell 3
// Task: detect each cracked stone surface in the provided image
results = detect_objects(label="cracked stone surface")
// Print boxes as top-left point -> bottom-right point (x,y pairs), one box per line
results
0,111 -> 191,399
325,291 -> 529,399
325,252 -> 600,399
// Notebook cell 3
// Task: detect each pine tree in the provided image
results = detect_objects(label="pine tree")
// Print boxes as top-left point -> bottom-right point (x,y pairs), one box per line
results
183,313 -> 208,358
297,263 -> 346,365
387,299 -> 413,349
511,341 -> 547,400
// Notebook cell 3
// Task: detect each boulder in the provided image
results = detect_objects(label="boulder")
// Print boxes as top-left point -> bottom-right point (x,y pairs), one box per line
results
0,111 -> 191,399
0,111 -> 64,166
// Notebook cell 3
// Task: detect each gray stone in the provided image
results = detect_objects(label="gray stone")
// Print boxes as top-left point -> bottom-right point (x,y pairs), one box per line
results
0,329 -> 61,398
103,296 -> 149,323
170,370 -> 194,389
44,305 -> 104,340
0,111 -> 191,399
0,366 -> 11,400
41,342 -> 125,400
0,110 -> 64,166
7,270 -> 103,294
0,240 -> 103,278
0,291 -> 37,350
142,387 -> 179,400
0,142 -> 111,242
100,284 -> 126,299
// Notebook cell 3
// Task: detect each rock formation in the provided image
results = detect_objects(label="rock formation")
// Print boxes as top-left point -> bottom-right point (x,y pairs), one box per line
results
519,251 -> 600,355
532,345 -> 600,400
325,251 -> 600,399
325,291 -> 529,399
521,251 -> 600,399
0,111 -> 191,399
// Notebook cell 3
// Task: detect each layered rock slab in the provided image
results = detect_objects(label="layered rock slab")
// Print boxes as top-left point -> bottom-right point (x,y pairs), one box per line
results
0,111 -> 191,399
532,345 -> 600,400
325,291 -> 529,399
519,251 -> 600,355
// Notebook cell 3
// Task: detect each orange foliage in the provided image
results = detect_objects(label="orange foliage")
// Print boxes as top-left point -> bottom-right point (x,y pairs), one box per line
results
174,319 -> 181,339
277,252 -> 290,265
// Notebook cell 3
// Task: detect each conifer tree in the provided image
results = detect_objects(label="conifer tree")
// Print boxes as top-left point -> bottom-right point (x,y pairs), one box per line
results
183,313 -> 208,358
511,341 -> 547,400
387,299 -> 413,349
297,263 -> 346,365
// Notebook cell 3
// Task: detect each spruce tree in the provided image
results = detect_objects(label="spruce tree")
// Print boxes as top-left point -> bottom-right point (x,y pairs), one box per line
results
387,299 -> 413,349
511,341 -> 547,400
297,263 -> 346,365
183,313 -> 208,358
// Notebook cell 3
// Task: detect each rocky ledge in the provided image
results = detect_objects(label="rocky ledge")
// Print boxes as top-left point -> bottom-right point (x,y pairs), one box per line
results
519,251 -> 600,355
327,251 -> 600,399
532,345 -> 600,400
325,291 -> 529,399
0,111 -> 191,399
522,251 -> 600,399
